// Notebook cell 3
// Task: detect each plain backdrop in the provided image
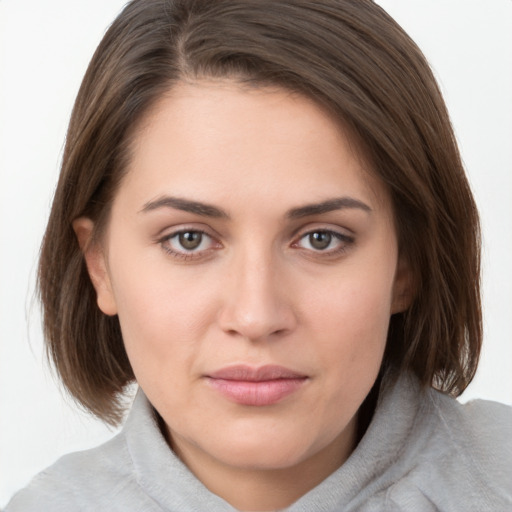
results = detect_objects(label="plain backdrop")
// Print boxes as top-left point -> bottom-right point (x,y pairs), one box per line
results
1,0 -> 511,506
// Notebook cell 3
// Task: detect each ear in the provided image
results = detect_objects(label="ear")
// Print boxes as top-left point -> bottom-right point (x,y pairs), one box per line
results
391,255 -> 414,314
72,217 -> 118,316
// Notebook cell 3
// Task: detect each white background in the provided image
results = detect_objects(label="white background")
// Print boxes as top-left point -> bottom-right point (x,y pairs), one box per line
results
1,0 -> 511,506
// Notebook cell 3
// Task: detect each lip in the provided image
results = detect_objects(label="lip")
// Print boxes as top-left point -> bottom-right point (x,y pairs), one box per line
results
205,365 -> 308,406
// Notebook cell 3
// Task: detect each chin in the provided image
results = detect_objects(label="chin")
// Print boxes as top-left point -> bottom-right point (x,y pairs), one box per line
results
204,424 -> 333,471
218,443 -> 312,471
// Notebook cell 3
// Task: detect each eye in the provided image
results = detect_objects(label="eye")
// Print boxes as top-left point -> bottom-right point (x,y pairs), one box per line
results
160,229 -> 219,259
176,231 -> 204,250
294,229 -> 353,254
304,231 -> 334,250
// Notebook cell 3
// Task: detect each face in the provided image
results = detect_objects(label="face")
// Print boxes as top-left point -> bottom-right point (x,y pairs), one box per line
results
78,81 -> 409,494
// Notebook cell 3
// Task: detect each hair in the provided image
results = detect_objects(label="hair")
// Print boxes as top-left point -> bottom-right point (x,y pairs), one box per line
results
39,0 -> 481,425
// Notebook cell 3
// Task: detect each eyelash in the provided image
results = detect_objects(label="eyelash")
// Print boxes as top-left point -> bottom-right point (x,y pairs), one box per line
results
158,228 -> 354,261
159,229 -> 219,261
292,229 -> 354,257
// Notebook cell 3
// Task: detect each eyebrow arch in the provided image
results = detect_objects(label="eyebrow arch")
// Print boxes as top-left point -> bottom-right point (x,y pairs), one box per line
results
140,195 -> 371,220
140,196 -> 230,219
286,197 -> 372,219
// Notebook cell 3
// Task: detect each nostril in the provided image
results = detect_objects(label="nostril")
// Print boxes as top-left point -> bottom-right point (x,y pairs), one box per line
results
224,326 -> 290,342
216,271 -> 298,340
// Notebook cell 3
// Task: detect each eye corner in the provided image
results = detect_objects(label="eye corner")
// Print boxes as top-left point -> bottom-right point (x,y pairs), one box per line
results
291,227 -> 355,258
158,228 -> 222,262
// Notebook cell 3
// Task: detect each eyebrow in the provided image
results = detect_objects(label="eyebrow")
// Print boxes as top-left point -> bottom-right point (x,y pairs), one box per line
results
140,196 -> 230,218
140,195 -> 371,219
286,197 -> 372,219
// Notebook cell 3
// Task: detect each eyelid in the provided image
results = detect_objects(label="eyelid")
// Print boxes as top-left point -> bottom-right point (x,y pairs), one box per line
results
293,229 -> 353,246
290,219 -> 355,236
157,225 -> 223,260
291,222 -> 354,240
290,225 -> 355,255
153,221 -> 221,239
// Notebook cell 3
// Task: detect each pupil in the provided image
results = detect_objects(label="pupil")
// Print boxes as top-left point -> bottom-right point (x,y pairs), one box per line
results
310,231 -> 331,250
179,232 -> 202,250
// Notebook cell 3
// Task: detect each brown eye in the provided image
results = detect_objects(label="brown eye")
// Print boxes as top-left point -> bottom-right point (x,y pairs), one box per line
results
179,231 -> 203,250
308,231 -> 332,250
160,229 -> 221,260
294,229 -> 354,255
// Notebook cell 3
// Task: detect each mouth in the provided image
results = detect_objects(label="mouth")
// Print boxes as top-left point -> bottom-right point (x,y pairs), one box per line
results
204,365 -> 309,406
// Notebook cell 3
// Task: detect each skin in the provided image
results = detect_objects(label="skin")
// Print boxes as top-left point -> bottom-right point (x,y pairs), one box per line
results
75,81 -> 411,511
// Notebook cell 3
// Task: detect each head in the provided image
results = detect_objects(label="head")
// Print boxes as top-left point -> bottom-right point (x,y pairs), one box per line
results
39,0 -> 481,436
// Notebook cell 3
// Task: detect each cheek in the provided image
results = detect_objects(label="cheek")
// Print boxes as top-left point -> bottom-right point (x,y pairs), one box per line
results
307,264 -> 395,338
302,259 -> 396,378
313,294 -> 390,379
290,272 -> 393,450
107,252 -> 220,382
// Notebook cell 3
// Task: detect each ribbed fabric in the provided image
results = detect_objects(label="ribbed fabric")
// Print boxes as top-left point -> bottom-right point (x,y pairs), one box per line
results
6,374 -> 512,511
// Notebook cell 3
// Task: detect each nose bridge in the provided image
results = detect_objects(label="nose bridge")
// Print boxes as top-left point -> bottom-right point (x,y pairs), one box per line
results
218,241 -> 295,340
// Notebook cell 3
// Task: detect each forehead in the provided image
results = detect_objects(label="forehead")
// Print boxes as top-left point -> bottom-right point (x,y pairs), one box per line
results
118,80 -> 390,215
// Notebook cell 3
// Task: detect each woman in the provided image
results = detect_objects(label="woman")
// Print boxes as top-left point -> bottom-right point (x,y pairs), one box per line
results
5,0 -> 511,510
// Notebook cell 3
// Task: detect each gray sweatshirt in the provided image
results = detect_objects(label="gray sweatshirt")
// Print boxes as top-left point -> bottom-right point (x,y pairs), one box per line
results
6,374 -> 512,511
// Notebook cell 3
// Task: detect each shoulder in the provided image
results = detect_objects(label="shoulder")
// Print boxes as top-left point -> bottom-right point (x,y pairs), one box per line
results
458,395 -> 512,453
4,390 -> 171,512
5,433 -> 145,512
430,390 -> 512,471
391,388 -> 512,510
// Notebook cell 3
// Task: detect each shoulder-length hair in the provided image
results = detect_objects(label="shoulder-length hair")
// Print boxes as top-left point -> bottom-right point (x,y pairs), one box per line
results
39,0 -> 481,425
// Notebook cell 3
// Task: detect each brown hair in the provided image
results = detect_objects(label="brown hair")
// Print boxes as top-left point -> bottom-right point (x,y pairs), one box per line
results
39,0 -> 481,425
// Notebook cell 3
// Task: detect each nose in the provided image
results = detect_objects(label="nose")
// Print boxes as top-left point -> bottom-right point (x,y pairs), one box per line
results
217,249 -> 297,342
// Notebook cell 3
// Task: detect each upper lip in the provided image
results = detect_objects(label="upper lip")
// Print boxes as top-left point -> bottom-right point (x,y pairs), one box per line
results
206,365 -> 307,382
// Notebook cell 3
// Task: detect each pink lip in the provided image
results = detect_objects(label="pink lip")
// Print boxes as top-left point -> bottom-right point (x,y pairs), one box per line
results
205,365 -> 308,406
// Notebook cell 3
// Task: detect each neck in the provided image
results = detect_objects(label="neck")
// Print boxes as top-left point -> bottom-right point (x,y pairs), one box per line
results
167,416 -> 358,511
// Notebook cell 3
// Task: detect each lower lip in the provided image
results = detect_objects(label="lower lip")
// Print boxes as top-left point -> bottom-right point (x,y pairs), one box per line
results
206,378 -> 307,406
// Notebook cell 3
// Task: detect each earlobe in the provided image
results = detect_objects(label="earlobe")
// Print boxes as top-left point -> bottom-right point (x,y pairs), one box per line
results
72,217 -> 118,316
391,256 -> 414,314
